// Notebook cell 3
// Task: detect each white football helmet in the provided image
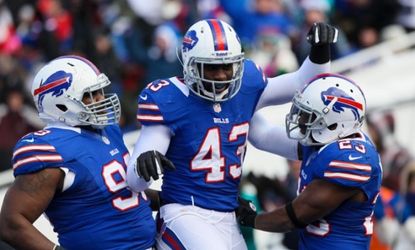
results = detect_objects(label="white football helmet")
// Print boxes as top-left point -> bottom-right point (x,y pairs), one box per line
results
32,55 -> 121,128
286,74 -> 366,146
181,19 -> 244,102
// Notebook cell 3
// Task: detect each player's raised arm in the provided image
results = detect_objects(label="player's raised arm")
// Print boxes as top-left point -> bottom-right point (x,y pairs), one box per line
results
248,23 -> 338,157
248,112 -> 299,160
255,22 -> 338,110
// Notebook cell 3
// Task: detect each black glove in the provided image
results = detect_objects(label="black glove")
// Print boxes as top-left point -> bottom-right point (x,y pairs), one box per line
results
307,22 -> 338,64
136,150 -> 175,181
236,196 -> 257,228
307,22 -> 338,46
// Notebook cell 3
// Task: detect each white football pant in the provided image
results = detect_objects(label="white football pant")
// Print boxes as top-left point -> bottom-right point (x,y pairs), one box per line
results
156,203 -> 248,250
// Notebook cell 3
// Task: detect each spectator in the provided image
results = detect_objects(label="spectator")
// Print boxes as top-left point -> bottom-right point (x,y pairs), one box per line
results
393,164 -> 415,249
371,186 -> 405,250
248,30 -> 298,77
0,86 -> 43,171
333,0 -> 399,48
294,0 -> 352,62
367,110 -> 414,192
396,0 -> 415,32
219,0 -> 297,49
0,2 -> 21,55
144,23 -> 182,84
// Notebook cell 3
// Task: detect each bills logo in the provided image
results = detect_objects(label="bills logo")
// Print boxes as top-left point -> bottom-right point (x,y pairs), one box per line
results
182,30 -> 198,52
321,87 -> 363,120
34,71 -> 72,111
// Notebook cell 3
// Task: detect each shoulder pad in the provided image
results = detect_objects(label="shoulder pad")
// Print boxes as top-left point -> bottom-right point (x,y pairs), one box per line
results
13,131 -> 63,176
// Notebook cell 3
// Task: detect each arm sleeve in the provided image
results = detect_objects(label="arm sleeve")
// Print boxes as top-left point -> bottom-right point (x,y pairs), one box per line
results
313,147 -> 373,189
255,57 -> 330,111
126,124 -> 172,192
248,112 -> 299,160
12,139 -> 64,176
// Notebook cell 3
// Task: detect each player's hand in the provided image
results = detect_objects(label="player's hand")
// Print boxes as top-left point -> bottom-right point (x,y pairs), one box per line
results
236,196 -> 257,228
307,22 -> 338,46
136,150 -> 175,182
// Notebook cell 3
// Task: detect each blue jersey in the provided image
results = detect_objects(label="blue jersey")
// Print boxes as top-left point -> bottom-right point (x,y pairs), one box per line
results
12,125 -> 155,250
137,60 -> 267,211
298,132 -> 382,250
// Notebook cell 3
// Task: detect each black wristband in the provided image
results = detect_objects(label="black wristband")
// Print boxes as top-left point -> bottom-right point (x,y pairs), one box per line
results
309,44 -> 330,64
285,202 -> 307,228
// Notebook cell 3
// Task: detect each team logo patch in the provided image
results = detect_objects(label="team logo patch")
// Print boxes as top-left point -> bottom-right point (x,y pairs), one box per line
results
34,70 -> 73,111
182,30 -> 198,52
321,87 -> 363,120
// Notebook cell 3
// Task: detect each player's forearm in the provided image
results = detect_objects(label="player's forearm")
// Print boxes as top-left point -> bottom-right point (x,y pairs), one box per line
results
0,215 -> 55,250
126,163 -> 152,192
297,56 -> 330,85
256,57 -> 330,110
254,208 -> 295,232
248,113 -> 298,160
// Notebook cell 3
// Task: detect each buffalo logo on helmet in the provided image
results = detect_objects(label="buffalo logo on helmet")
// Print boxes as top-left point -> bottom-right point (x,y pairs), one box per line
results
182,30 -> 199,52
34,70 -> 73,111
321,87 -> 363,120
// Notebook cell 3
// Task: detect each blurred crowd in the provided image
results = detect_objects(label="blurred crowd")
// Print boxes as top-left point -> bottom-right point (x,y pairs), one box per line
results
1,0 -> 415,249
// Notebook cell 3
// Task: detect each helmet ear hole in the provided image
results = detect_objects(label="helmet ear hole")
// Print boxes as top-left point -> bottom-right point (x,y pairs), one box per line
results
327,123 -> 337,131
56,104 -> 68,112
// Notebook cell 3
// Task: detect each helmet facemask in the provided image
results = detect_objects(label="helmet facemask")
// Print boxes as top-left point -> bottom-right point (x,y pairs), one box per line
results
71,74 -> 121,128
286,93 -> 327,146
185,54 -> 244,102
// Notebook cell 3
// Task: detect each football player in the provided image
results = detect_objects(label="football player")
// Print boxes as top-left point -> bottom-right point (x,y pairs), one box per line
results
237,74 -> 382,250
126,19 -> 338,249
0,56 -> 156,249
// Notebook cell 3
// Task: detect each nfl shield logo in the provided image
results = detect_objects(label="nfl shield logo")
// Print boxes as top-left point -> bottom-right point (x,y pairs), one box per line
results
213,103 -> 221,113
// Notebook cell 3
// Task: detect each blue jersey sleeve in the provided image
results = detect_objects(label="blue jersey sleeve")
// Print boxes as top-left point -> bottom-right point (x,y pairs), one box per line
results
12,133 -> 64,176
240,59 -> 268,92
136,82 -> 165,125
237,59 -> 268,109
136,78 -> 188,134
310,139 -> 381,200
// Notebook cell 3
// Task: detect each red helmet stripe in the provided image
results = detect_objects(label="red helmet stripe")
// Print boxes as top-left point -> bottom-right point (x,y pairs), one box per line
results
326,95 -> 363,110
34,77 -> 69,96
207,19 -> 228,51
